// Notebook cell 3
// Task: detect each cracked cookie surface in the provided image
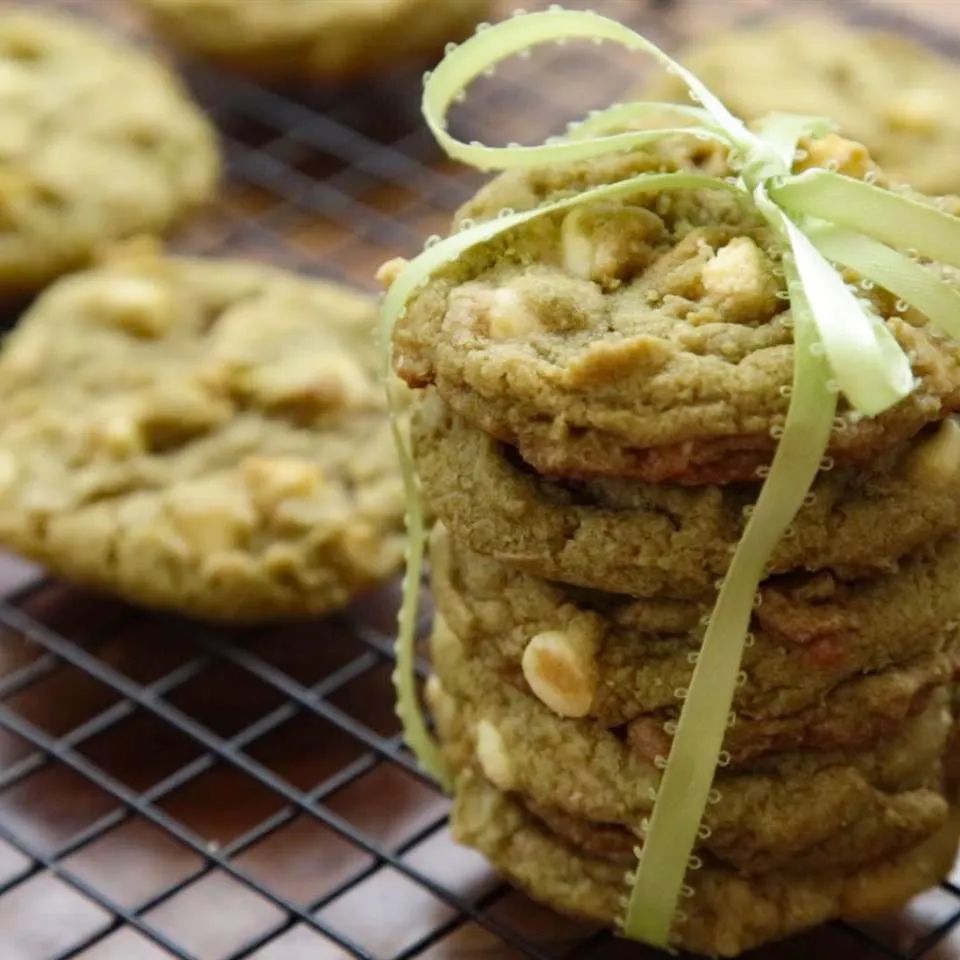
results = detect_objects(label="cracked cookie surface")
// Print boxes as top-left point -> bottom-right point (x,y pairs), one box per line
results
0,10 -> 218,298
394,134 -> 960,482
137,0 -> 492,80
0,253 -> 405,621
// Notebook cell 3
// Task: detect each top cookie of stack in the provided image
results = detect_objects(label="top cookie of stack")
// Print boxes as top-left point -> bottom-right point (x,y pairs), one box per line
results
391,127 -> 960,955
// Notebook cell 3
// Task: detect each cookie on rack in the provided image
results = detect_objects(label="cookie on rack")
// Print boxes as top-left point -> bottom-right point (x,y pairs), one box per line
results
136,0 -> 493,81
452,770 -> 960,958
0,10 -> 219,299
428,614 -> 955,878
429,522 -> 960,736
0,249 -> 405,622
393,133 -> 960,482
642,18 -> 960,196
415,390 -> 960,598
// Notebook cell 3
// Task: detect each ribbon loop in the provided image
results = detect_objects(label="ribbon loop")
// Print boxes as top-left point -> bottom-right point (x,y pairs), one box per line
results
381,8 -> 960,952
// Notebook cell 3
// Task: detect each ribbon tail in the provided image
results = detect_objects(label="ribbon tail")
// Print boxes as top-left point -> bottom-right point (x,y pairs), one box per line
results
807,222 -> 960,341
771,170 -> 960,269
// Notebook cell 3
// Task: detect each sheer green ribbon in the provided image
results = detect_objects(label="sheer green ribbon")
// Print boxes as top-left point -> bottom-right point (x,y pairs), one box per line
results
378,7 -> 960,949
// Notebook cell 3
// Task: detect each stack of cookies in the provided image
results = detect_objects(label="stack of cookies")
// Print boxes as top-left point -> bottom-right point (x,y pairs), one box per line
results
392,132 -> 960,955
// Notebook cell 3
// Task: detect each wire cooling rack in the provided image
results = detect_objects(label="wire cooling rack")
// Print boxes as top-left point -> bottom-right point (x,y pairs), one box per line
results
3,1 -> 960,957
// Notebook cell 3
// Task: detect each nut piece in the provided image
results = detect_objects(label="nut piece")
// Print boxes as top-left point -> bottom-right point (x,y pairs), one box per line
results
701,237 -> 779,322
485,288 -> 540,339
475,719 -> 514,790
796,134 -> 876,180
561,202 -> 664,286
906,418 -> 960,488
167,483 -> 255,554
0,451 -> 17,497
243,456 -> 325,516
86,277 -> 175,338
521,628 -> 598,718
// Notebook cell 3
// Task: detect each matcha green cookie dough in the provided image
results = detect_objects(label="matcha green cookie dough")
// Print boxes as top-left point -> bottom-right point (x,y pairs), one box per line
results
429,615 -> 953,877
643,19 -> 960,196
416,391 -> 960,598
430,523 -> 960,737
393,133 -> 960,483
137,0 -> 492,81
453,771 -> 960,958
0,10 -> 218,298
0,252 -> 405,621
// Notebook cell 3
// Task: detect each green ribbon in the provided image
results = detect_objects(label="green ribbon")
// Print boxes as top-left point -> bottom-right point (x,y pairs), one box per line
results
378,7 -> 960,949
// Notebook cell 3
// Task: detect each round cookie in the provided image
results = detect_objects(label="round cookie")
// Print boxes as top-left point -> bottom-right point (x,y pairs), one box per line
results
452,770 -> 960,958
430,524 -> 960,747
0,10 -> 219,298
429,616 -> 954,876
416,390 -> 960,599
394,132 -> 960,483
0,251 -> 405,622
136,0 -> 492,81
643,19 -> 960,196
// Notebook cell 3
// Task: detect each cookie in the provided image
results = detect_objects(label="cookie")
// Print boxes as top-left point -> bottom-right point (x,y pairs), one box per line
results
0,10 -> 218,298
137,0 -> 492,81
453,770 -> 960,957
394,132 -> 960,482
430,523 -> 960,741
0,252 -> 404,621
416,391 -> 960,598
429,615 -> 954,876
643,19 -> 960,196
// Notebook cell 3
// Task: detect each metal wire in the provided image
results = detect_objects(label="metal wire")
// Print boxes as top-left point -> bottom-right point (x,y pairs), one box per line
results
1,1 -> 959,958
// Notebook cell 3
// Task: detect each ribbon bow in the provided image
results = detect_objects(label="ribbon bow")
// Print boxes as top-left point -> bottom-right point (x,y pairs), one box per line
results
379,8 -> 960,949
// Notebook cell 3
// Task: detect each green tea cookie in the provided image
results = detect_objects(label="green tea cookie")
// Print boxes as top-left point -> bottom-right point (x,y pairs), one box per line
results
0,252 -> 404,622
137,0 -> 492,81
416,391 -> 960,598
429,616 -> 953,876
452,770 -> 960,957
0,10 -> 218,298
430,523 -> 960,744
643,19 -> 960,196
394,133 -> 960,483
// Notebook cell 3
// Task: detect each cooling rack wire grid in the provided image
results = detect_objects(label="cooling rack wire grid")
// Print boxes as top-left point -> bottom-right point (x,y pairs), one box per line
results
1,0 -> 959,957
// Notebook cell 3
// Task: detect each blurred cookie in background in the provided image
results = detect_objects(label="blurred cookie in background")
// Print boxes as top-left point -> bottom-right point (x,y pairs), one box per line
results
0,248 -> 406,622
134,0 -> 494,82
643,18 -> 960,195
0,10 -> 219,300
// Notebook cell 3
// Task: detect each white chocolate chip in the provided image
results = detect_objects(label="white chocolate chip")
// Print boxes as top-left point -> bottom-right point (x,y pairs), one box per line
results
87,277 -> 174,338
485,288 -> 540,339
243,456 -> 325,516
0,451 -> 17,497
90,413 -> 142,457
475,719 -> 514,790
251,353 -> 371,414
561,207 -> 598,281
167,483 -> 255,554
561,203 -> 664,285
906,419 -> 960,488
885,88 -> 946,134
701,237 -> 778,321
521,628 -> 598,718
